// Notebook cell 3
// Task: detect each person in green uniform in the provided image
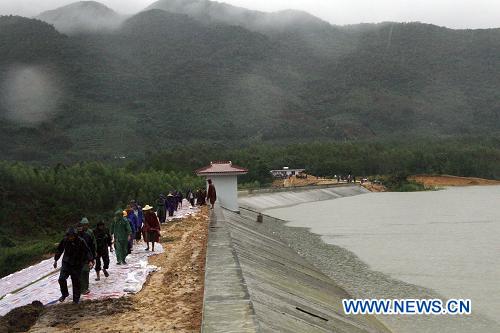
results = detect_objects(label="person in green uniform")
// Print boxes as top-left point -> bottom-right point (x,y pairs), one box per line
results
111,210 -> 132,265
156,194 -> 166,223
77,217 -> 96,295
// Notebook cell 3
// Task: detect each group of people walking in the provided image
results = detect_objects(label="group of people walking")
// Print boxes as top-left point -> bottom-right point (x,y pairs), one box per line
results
155,182 -> 216,223
53,202 -> 162,304
54,180 -> 217,304
334,173 -> 357,183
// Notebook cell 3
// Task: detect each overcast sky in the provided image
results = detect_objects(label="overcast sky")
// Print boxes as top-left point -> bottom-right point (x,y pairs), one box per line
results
1,0 -> 499,29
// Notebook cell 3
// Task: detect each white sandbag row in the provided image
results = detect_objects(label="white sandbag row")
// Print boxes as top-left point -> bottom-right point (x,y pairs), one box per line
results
0,204 -> 199,316
0,241 -> 163,316
0,258 -> 55,300
165,201 -> 199,222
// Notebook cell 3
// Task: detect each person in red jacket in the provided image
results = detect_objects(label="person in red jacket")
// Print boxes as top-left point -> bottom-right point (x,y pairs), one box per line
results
143,205 -> 161,252
206,179 -> 217,209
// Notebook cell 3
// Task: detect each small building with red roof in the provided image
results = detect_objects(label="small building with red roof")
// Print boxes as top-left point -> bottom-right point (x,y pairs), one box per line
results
195,161 -> 248,212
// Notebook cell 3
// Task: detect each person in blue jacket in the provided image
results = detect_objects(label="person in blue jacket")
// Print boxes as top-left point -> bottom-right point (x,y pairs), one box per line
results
166,192 -> 176,217
126,208 -> 137,254
130,200 -> 144,241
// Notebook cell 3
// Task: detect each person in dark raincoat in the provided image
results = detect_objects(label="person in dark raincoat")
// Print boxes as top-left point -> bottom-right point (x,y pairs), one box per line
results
54,227 -> 93,304
143,205 -> 161,251
201,188 -> 207,205
196,189 -> 206,206
186,189 -> 195,207
206,179 -> 217,209
173,191 -> 179,212
195,189 -> 201,206
166,193 -> 176,217
156,194 -> 166,223
175,191 -> 183,209
111,210 -> 132,265
77,218 -> 96,295
93,221 -> 112,281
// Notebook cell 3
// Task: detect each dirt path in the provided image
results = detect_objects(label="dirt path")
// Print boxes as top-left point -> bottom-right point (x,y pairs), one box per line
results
361,182 -> 387,192
409,174 -> 500,187
272,174 -> 338,188
29,209 -> 209,333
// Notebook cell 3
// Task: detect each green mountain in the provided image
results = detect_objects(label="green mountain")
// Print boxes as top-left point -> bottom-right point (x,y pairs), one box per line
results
147,0 -> 349,58
0,0 -> 499,162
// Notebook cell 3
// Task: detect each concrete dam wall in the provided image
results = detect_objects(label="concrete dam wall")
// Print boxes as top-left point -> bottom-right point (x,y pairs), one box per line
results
201,202 -> 390,332
238,184 -> 369,211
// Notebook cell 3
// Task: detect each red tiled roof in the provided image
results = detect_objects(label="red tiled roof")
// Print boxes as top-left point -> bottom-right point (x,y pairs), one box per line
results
196,161 -> 248,175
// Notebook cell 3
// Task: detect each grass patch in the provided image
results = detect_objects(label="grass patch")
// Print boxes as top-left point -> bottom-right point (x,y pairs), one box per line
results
160,236 -> 177,243
0,238 -> 57,278
391,181 -> 430,192
375,174 -> 435,192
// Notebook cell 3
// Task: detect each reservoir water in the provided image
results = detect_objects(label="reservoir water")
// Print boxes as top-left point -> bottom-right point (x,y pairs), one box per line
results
264,186 -> 500,331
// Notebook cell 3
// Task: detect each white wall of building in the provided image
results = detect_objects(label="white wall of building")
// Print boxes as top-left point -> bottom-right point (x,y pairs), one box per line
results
207,175 -> 239,212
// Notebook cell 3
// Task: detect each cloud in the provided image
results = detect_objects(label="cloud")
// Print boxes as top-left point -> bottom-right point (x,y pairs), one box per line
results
0,0 -> 499,29
1,65 -> 63,126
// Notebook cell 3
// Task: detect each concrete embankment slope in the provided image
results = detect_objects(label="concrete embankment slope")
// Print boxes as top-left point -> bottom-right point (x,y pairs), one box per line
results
201,207 -> 259,333
239,184 -> 369,211
235,185 -> 500,333
202,204 -> 389,333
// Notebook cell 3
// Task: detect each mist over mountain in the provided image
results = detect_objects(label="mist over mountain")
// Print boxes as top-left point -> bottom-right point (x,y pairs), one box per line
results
36,1 -> 124,34
146,0 -> 330,33
147,0 -> 348,58
0,0 -> 499,162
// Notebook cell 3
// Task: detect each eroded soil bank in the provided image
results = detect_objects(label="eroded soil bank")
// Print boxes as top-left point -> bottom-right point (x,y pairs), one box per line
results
409,174 -> 500,187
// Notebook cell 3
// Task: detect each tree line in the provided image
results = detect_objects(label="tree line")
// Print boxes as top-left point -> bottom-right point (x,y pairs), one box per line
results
1,137 -> 499,277
132,137 -> 500,187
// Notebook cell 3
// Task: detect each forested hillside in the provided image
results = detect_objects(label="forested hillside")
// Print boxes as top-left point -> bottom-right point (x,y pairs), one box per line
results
0,0 -> 500,162
2,0 -> 500,279
1,135 -> 499,277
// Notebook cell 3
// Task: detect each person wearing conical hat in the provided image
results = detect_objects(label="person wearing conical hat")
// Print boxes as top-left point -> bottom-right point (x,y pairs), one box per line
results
110,210 -> 132,265
166,192 -> 176,217
143,205 -> 161,252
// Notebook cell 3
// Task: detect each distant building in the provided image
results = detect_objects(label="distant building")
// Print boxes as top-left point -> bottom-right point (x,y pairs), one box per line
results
196,161 -> 248,212
270,167 -> 306,179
